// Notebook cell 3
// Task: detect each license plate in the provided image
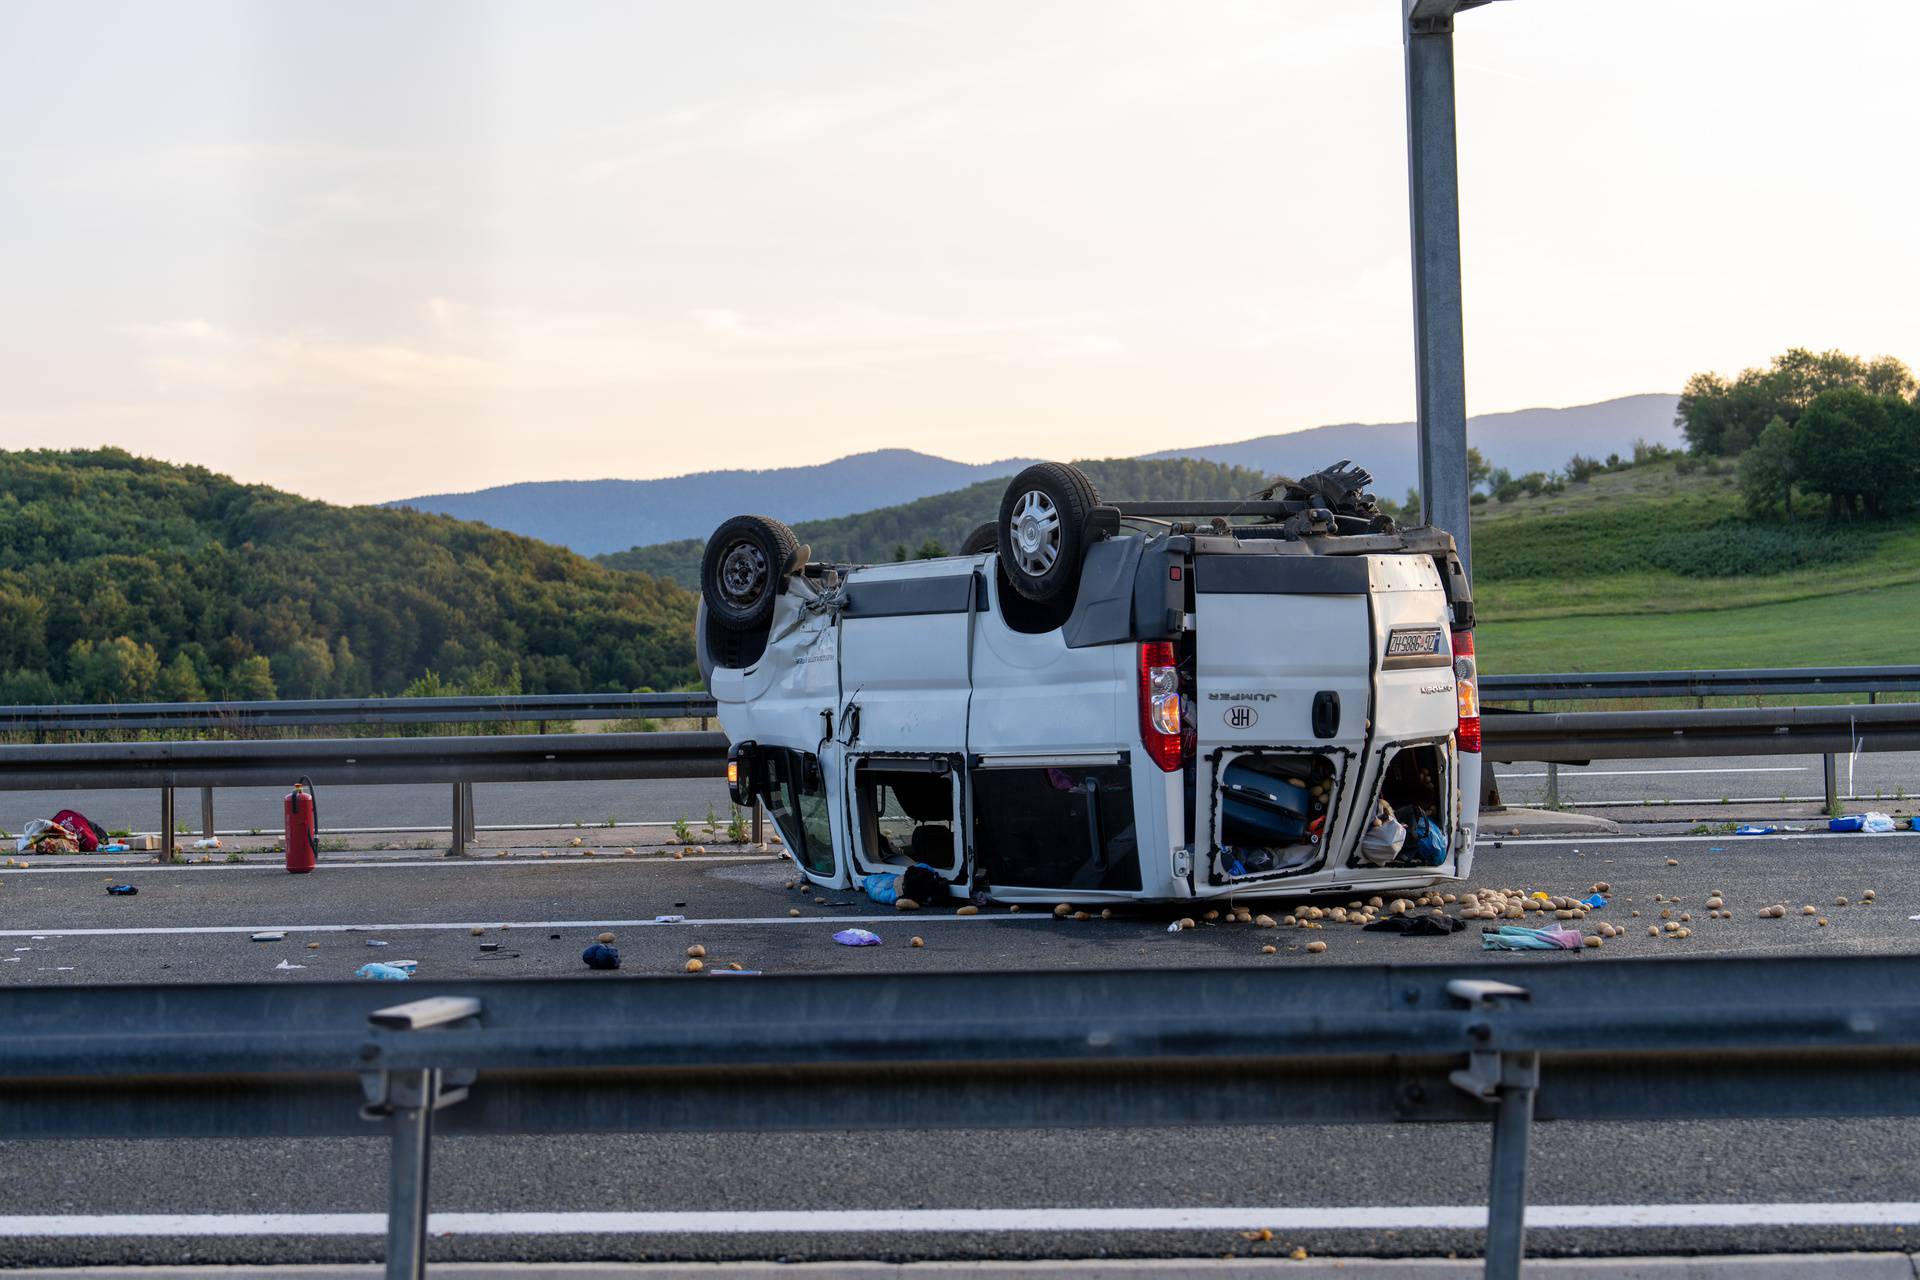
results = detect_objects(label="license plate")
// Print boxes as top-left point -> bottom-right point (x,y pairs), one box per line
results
1386,627 -> 1443,658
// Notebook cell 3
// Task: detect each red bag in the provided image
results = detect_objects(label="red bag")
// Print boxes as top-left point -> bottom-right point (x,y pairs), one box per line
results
51,809 -> 106,852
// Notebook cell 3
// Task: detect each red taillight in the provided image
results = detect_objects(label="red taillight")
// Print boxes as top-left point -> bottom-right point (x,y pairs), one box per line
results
1452,629 -> 1481,753
1138,641 -> 1184,772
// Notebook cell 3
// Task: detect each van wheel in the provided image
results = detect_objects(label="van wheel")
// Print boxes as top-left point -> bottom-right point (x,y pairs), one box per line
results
959,521 -> 999,556
997,462 -> 1100,603
701,515 -> 801,630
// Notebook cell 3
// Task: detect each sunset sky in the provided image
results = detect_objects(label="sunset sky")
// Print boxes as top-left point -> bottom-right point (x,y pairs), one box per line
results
3,0 -> 1915,504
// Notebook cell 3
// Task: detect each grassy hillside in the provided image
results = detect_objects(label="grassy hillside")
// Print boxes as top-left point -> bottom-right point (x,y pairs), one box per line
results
1471,460 -> 1920,672
601,457 -> 1274,588
0,449 -> 697,703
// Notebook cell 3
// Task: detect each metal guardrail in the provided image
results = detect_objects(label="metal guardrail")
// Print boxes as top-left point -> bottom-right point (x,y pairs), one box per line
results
7,957 -> 1918,1279
3,666 -> 1912,740
1481,665 -> 1920,704
0,731 -> 731,861
0,691 -> 712,734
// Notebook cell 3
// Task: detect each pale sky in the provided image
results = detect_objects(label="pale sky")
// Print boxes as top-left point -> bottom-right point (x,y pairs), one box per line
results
3,1 -> 1915,505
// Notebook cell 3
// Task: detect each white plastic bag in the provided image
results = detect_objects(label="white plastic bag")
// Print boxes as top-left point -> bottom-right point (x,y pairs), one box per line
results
1359,815 -> 1407,865
1862,812 -> 1896,833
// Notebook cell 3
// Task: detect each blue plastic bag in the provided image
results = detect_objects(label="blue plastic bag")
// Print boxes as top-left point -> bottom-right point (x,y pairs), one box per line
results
1408,814 -> 1448,866
860,873 -> 899,905
833,928 -> 882,947
356,962 -> 411,981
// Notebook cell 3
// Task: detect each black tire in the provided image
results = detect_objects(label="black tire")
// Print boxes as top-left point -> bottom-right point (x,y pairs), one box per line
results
959,521 -> 999,557
996,462 -> 1100,603
701,515 -> 801,631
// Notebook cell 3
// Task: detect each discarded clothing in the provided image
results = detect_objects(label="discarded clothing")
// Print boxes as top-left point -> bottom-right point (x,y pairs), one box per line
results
105,884 -> 137,896
861,872 -> 901,905
1581,893 -> 1607,909
833,928 -> 883,947
1363,912 -> 1466,937
1480,924 -> 1582,952
581,943 -> 620,970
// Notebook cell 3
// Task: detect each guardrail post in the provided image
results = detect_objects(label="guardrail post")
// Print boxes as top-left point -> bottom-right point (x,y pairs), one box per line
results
159,787 -> 175,864
449,784 -> 468,858
200,787 -> 215,841
1447,979 -> 1537,1280
1545,762 -> 1559,809
751,798 -> 765,845
1823,753 -> 1839,813
361,996 -> 481,1280
460,782 -> 476,844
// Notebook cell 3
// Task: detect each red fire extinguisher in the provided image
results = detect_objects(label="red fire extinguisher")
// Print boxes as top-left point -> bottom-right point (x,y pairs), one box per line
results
284,776 -> 318,874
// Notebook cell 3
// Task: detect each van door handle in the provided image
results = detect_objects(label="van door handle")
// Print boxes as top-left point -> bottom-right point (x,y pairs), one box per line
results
1312,690 -> 1340,739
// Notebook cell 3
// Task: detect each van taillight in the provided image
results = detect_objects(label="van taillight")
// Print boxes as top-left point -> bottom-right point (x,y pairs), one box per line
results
1452,629 -> 1481,754
1139,641 -> 1183,772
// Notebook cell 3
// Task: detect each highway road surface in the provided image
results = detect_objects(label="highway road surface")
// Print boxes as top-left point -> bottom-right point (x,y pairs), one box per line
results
2,829 -> 1919,1268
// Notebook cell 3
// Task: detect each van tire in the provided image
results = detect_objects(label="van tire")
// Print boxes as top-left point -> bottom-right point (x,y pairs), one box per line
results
997,462 -> 1100,603
959,521 -> 999,557
701,515 -> 801,631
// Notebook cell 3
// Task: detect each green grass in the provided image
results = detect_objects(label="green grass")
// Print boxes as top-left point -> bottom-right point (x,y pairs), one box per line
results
1479,578 -> 1920,674
1469,459 -> 1920,671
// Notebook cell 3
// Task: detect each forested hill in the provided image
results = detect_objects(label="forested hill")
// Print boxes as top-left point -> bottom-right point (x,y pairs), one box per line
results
0,449 -> 697,704
598,457 -> 1274,588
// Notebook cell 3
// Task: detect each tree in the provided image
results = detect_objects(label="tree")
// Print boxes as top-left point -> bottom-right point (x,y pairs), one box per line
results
225,654 -> 278,700
1790,388 -> 1920,517
1737,416 -> 1797,518
1400,488 -> 1422,522
914,539 -> 947,559
1677,348 -> 1917,456
155,651 -> 207,701
67,635 -> 160,702
1466,447 -> 1493,493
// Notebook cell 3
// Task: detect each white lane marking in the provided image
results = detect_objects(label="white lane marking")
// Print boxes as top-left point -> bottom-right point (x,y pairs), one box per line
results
1503,767 -> 1806,778
1,1202 -> 1915,1236
0,855 -> 773,877
1496,831 -> 1917,847
0,913 -> 1050,940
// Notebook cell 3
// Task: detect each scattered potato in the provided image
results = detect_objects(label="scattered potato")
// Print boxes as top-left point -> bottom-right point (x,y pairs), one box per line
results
1054,904 -> 1073,918
910,936 -> 925,948
956,905 -> 979,916
1178,917 -> 1196,931
1818,918 -> 1830,927
1281,915 -> 1297,927
1255,914 -> 1276,929
789,908 -> 802,917
1305,940 -> 1327,954
1648,926 -> 1660,936
1705,897 -> 1724,910
815,896 -> 827,905
897,899 -> 922,911
1680,913 -> 1691,923
686,944 -> 705,959
1071,910 -> 1090,921
728,962 -> 743,970
1835,896 -> 1849,907
1863,889 -> 1877,901
1261,944 -> 1277,955
685,958 -> 704,973
597,931 -> 616,943
1583,936 -> 1602,949
1801,905 -> 1817,916
1667,858 -> 1679,866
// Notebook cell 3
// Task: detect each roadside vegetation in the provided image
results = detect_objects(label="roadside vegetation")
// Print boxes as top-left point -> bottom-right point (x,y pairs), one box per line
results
0,449 -> 697,706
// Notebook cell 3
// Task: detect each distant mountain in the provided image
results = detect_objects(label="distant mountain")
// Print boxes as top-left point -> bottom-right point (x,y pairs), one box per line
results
398,396 -> 1680,557
390,449 -> 1036,558
1145,394 -> 1681,501
600,457 -> 1270,590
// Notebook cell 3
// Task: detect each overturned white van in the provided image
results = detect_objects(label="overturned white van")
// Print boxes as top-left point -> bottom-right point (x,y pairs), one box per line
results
699,461 -> 1482,905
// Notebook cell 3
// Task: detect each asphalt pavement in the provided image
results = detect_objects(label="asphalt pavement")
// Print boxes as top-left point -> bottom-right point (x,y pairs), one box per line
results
4,830 -> 1920,1268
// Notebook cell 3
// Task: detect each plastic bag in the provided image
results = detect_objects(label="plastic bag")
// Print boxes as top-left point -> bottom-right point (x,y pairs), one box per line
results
861,872 -> 899,905
356,962 -> 412,981
1358,815 -> 1407,865
833,928 -> 882,946
1408,814 -> 1448,867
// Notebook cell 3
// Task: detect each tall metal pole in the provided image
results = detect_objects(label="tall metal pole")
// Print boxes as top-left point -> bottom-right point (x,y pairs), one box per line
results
1403,0 -> 1488,578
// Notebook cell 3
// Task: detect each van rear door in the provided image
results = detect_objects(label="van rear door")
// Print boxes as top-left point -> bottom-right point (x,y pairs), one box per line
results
1191,553 -> 1373,884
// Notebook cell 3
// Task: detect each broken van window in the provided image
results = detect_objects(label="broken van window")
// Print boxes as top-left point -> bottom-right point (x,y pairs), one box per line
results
972,764 -> 1139,892
766,750 -> 833,876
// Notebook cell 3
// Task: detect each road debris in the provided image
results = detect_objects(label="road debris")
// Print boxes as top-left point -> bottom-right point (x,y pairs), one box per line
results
356,962 -> 411,981
274,959 -> 305,970
581,943 -> 620,970
685,958 -> 704,972
686,944 -> 706,959
833,928 -> 882,947
910,936 -> 924,948
105,885 -> 137,896
1305,941 -> 1327,954
250,931 -> 286,942
597,931 -> 617,943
